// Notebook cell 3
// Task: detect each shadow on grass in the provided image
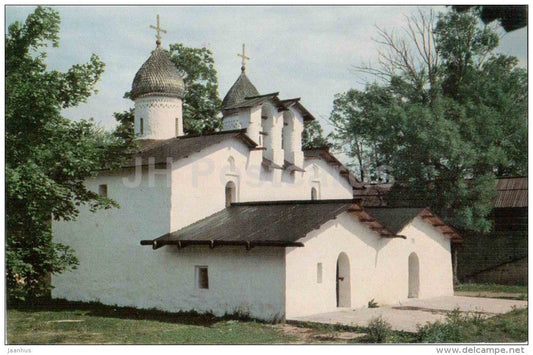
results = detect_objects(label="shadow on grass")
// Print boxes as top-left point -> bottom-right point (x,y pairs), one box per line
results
8,298 -> 256,327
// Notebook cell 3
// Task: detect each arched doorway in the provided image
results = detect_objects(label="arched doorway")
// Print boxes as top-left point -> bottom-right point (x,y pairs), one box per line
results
225,181 -> 236,207
336,252 -> 351,307
311,187 -> 318,200
408,252 -> 420,298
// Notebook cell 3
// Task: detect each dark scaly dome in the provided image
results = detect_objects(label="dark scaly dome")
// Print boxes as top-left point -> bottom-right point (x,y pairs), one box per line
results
222,70 -> 260,110
131,48 -> 185,100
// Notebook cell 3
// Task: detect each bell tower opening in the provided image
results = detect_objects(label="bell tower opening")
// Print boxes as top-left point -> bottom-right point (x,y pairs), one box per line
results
225,181 -> 236,207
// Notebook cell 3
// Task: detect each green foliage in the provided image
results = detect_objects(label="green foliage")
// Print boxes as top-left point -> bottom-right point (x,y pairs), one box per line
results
302,120 -> 331,150
452,5 -> 528,32
329,9 -> 527,232
112,108 -> 136,144
413,307 -> 530,344
455,283 -> 528,295
367,299 -> 379,308
168,43 -> 222,135
365,316 -> 392,343
416,308 -> 468,343
6,7 -> 134,302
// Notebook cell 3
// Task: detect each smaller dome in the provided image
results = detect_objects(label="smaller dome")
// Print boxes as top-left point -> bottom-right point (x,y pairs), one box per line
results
222,71 -> 260,110
131,48 -> 184,100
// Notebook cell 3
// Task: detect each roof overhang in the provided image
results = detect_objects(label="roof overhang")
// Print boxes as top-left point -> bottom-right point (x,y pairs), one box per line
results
225,94 -> 316,122
347,205 -> 404,239
140,239 -> 304,250
304,148 -> 363,189
418,208 -> 463,243
224,92 -> 288,112
139,200 -> 426,251
280,98 -> 315,121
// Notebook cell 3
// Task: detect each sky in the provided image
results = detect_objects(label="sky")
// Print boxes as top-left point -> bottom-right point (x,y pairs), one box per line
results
5,5 -> 528,136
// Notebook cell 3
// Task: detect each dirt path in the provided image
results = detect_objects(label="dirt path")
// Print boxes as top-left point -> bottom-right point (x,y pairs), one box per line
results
271,323 -> 366,344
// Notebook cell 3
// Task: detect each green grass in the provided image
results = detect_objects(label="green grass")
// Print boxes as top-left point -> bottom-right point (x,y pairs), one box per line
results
7,299 -> 528,344
455,283 -> 528,295
414,307 -> 528,343
296,307 -> 528,344
461,307 -> 528,343
6,300 -> 297,344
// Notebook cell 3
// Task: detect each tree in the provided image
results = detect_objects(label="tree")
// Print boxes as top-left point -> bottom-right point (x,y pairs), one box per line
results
452,5 -> 527,32
329,9 -> 527,232
302,120 -> 331,150
168,43 -> 222,135
6,7 -> 134,301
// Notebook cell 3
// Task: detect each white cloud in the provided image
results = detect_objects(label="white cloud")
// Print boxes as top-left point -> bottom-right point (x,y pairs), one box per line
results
6,5 -> 527,132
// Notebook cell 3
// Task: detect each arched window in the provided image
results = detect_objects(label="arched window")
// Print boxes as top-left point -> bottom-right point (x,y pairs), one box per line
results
313,165 -> 319,178
261,104 -> 275,152
282,111 -> 294,152
311,187 -> 318,200
228,156 -> 235,172
225,181 -> 236,207
408,252 -> 420,298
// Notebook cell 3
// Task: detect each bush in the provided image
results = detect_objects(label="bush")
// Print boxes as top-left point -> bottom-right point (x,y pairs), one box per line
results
368,299 -> 379,308
416,308 -> 473,343
366,316 -> 392,343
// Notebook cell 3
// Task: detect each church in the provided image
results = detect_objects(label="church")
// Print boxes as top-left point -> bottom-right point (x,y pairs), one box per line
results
51,20 -> 462,321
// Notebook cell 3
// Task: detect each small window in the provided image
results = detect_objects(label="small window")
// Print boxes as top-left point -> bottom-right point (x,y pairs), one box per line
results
317,263 -> 323,283
140,118 -> 144,135
228,156 -> 236,172
311,187 -> 318,200
196,266 -> 209,289
98,184 -> 107,197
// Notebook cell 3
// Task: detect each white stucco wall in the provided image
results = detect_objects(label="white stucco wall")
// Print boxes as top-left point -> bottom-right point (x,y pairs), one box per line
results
222,106 -> 262,145
52,168 -> 286,321
282,109 -> 304,167
284,213 -> 454,318
147,246 -> 286,320
52,168 -> 172,306
169,138 -> 353,231
399,217 -> 455,299
52,134 -> 353,321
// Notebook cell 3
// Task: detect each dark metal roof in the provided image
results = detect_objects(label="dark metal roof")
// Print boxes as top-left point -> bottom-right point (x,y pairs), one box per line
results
279,98 -> 315,121
304,149 -> 363,189
221,71 -> 260,109
284,160 -> 306,173
292,101 -> 316,121
364,208 -> 424,234
141,200 -> 356,249
140,201 -> 461,250
224,94 -> 316,122
354,177 -> 528,209
224,92 -> 288,112
122,130 -> 257,168
131,48 -> 184,100
364,207 -> 463,242
494,177 -> 527,208
353,183 -> 393,207
262,157 -> 284,170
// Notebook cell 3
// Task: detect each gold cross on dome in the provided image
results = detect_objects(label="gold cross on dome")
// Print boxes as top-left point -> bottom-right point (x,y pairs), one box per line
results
150,14 -> 167,48
237,43 -> 250,72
